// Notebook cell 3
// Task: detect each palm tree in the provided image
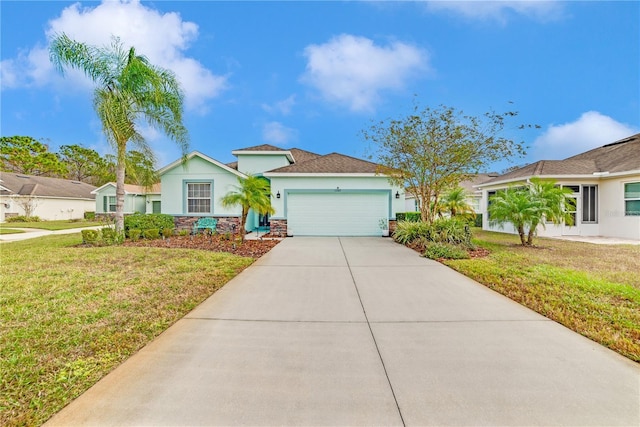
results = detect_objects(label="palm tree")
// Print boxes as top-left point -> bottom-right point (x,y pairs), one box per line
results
49,34 -> 188,232
525,178 -> 574,245
488,178 -> 574,246
488,187 -> 537,245
220,176 -> 275,240
441,187 -> 475,218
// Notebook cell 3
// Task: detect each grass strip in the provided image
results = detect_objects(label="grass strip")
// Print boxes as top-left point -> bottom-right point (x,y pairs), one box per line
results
0,220 -> 103,231
444,230 -> 640,362
0,229 -> 24,235
0,234 -> 254,426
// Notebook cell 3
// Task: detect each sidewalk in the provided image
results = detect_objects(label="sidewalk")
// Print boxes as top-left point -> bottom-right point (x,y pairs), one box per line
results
45,237 -> 639,426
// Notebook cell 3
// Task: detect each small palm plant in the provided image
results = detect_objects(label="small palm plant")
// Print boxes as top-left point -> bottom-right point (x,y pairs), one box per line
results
489,178 -> 574,246
220,176 -> 275,241
440,187 -> 475,219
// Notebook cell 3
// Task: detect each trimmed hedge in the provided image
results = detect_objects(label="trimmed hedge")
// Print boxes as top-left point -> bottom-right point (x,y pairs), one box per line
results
395,212 -> 421,222
124,213 -> 174,233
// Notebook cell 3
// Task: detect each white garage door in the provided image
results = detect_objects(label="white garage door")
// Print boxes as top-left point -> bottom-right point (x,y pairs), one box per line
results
287,192 -> 389,236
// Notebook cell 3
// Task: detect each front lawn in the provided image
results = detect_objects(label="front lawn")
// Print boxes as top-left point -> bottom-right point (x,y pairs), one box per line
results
444,229 -> 640,362
0,234 -> 255,426
0,220 -> 103,231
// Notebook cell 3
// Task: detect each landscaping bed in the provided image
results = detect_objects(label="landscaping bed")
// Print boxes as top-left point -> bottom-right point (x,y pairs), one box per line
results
122,233 -> 281,258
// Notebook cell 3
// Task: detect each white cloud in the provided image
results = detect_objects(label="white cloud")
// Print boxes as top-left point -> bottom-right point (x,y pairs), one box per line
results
532,111 -> 639,160
262,95 -> 297,115
1,0 -> 226,112
301,34 -> 429,112
262,121 -> 297,145
425,1 -> 565,23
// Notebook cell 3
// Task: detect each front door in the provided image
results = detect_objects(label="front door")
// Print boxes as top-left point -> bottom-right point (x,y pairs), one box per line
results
258,213 -> 270,228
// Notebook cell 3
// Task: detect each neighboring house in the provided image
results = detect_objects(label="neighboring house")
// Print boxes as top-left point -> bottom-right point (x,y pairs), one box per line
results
92,183 -> 161,215
478,133 -> 640,240
158,144 -> 404,236
403,174 -> 498,214
0,172 -> 96,222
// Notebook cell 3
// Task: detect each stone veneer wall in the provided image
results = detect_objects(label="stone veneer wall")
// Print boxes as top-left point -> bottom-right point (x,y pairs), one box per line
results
389,219 -> 397,235
174,216 -> 241,234
269,219 -> 288,237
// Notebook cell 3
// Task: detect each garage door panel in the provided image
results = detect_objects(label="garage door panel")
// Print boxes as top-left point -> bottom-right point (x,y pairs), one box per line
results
287,192 -> 388,236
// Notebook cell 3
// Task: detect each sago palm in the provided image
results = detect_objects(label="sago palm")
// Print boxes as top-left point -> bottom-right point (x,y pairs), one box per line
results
220,176 -> 275,240
49,34 -> 189,232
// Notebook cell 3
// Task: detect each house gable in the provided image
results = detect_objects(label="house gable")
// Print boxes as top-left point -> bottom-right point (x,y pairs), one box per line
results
159,151 -> 246,217
232,145 -> 294,175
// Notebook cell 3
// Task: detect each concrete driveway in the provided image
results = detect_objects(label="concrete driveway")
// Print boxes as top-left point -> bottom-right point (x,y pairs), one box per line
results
46,237 -> 639,426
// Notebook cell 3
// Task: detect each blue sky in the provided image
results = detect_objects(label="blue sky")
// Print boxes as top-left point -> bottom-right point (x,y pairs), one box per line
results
1,1 -> 638,171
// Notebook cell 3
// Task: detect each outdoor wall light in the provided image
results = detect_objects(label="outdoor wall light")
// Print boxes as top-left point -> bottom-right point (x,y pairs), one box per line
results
336,186 -> 340,192
395,191 -> 400,199
276,191 -> 281,199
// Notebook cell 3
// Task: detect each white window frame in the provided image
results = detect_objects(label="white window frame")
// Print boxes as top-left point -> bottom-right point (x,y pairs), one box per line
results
582,185 -> 597,223
186,182 -> 212,214
624,182 -> 640,216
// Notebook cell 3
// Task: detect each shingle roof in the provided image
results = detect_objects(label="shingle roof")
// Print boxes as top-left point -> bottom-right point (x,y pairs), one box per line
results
459,173 -> 499,193
288,148 -> 322,164
267,152 -> 381,174
483,133 -> 640,185
0,172 -> 96,199
565,133 -> 640,173
233,144 -> 286,152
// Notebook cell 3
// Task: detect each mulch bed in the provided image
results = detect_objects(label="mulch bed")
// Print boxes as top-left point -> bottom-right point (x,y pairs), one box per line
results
122,234 -> 281,258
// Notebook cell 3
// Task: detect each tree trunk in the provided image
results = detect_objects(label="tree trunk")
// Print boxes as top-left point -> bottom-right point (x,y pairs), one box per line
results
239,207 -> 248,241
517,224 -> 527,246
115,144 -> 126,233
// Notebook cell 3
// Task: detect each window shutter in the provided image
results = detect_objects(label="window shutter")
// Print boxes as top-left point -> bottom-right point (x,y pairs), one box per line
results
103,196 -> 107,213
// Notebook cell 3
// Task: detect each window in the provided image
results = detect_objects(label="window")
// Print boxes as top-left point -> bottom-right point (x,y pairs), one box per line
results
486,190 -> 496,220
187,182 -> 211,214
582,185 -> 597,223
103,196 -> 116,212
624,182 -> 640,216
152,201 -> 161,214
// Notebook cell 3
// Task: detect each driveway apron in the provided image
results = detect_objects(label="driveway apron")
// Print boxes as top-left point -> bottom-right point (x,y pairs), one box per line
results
46,237 -> 640,426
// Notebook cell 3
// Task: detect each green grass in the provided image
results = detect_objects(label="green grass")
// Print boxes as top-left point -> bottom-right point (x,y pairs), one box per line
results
0,234 -> 255,426
0,228 -> 24,235
0,220 -> 103,231
443,229 -> 640,362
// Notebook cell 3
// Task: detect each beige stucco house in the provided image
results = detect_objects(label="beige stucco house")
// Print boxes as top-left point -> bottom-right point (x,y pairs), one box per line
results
0,172 -> 96,222
478,133 -> 640,241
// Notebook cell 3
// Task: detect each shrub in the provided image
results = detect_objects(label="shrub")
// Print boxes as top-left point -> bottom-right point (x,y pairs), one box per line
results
100,227 -> 123,245
424,242 -> 470,260
162,228 -> 174,239
393,217 -> 472,247
393,221 -> 433,245
124,213 -> 174,233
81,229 -> 101,245
84,211 -> 96,221
474,213 -> 483,228
178,229 -> 189,237
6,215 -> 41,223
128,229 -> 142,241
430,217 -> 472,247
143,229 -> 160,240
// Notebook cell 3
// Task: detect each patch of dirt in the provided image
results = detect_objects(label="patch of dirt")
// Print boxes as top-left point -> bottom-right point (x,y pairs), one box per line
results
122,234 -> 281,258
